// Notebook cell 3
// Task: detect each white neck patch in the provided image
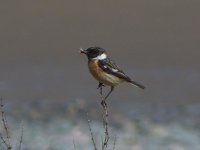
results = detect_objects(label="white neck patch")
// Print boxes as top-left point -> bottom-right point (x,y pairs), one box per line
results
97,53 -> 107,60
93,53 -> 107,60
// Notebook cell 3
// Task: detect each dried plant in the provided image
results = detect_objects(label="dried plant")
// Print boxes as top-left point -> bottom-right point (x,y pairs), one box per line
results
84,86 -> 117,150
0,97 -> 12,150
0,97 -> 23,150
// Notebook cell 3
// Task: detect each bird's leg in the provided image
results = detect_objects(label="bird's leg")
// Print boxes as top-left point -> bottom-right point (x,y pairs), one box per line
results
104,86 -> 114,100
101,86 -> 114,107
97,82 -> 104,95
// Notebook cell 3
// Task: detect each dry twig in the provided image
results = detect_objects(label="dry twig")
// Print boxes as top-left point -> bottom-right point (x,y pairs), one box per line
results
87,116 -> 97,150
99,87 -> 110,150
18,122 -> 24,150
0,97 -> 11,150
112,136 -> 117,150
85,86 -> 117,150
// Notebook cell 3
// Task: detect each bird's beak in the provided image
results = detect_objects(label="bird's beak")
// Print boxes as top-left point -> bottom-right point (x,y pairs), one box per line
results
79,48 -> 87,55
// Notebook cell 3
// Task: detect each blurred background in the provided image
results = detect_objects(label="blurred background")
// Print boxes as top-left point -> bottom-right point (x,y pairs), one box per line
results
0,0 -> 200,149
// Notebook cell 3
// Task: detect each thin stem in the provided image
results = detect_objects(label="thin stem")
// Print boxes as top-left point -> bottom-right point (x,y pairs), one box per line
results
87,117 -> 97,150
18,122 -> 24,150
0,97 -> 11,150
100,88 -> 109,150
112,136 -> 117,150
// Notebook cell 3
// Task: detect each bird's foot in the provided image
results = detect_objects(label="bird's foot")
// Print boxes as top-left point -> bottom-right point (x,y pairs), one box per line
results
97,83 -> 104,89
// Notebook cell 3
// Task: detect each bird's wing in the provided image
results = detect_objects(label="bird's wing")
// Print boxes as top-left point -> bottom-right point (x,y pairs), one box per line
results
98,58 -> 145,89
98,58 -> 132,82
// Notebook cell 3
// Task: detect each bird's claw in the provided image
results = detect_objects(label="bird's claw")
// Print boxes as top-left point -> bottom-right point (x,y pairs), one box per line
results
97,83 -> 104,89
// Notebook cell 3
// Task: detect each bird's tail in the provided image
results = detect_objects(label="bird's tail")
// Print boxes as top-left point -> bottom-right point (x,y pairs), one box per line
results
130,80 -> 145,89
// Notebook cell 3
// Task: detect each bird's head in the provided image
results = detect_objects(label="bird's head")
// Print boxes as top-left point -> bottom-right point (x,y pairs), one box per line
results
80,47 -> 107,60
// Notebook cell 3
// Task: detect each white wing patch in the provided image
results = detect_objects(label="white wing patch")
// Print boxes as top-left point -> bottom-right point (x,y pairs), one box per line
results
103,65 -> 107,69
111,68 -> 118,72
102,63 -> 118,72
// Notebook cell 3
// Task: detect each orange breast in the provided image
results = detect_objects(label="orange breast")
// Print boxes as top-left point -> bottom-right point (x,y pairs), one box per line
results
88,60 -> 123,86
88,60 -> 103,80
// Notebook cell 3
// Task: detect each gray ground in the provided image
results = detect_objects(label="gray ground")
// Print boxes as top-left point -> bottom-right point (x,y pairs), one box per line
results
1,100 -> 200,150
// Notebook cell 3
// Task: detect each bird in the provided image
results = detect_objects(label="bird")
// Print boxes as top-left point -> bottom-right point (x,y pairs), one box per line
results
80,46 -> 145,103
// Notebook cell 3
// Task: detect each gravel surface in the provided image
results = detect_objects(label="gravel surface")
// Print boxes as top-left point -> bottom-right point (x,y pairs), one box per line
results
1,101 -> 200,150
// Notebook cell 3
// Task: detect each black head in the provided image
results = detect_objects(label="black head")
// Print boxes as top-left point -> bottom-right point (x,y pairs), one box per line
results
80,47 -> 106,59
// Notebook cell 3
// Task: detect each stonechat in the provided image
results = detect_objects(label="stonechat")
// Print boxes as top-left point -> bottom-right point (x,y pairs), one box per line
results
80,46 -> 145,100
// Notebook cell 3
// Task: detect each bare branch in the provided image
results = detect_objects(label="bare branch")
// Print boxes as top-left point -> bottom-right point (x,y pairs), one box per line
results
112,136 -> 117,150
87,115 -> 97,150
0,133 -> 9,149
99,88 -> 109,150
0,97 -> 11,150
18,122 -> 24,150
